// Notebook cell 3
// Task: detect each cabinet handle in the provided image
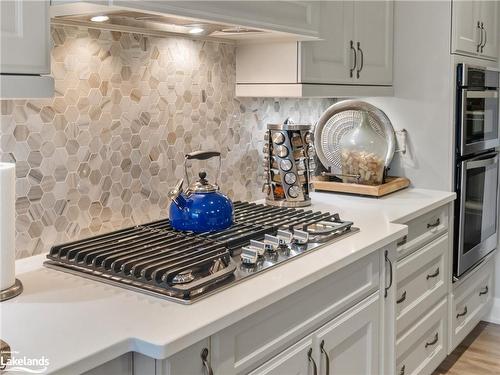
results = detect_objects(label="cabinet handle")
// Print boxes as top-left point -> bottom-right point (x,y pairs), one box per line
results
427,218 -> 440,229
481,23 -> 487,52
396,290 -> 407,304
356,42 -> 364,79
456,306 -> 468,319
397,235 -> 408,247
385,250 -> 393,298
399,365 -> 406,375
479,286 -> 489,296
320,340 -> 330,375
426,267 -> 440,280
350,40 -> 357,78
201,348 -> 213,375
308,348 -> 318,375
425,333 -> 439,348
477,21 -> 483,52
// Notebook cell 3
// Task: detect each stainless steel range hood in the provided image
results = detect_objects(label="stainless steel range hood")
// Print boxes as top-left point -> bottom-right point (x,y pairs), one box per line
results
50,1 -> 320,43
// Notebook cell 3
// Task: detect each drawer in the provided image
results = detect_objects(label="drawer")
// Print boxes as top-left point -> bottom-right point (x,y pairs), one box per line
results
450,258 -> 494,351
397,205 -> 449,260
247,334 -> 314,375
396,299 -> 447,375
211,252 -> 380,374
396,235 -> 448,335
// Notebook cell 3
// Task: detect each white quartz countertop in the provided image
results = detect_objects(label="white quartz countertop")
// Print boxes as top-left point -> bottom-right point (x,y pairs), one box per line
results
1,188 -> 455,374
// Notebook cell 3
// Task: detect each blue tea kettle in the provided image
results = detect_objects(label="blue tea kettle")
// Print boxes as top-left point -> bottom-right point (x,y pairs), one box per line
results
168,151 -> 234,233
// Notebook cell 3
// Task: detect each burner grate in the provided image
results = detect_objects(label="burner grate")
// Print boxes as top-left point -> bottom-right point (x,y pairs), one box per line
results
45,202 -> 356,303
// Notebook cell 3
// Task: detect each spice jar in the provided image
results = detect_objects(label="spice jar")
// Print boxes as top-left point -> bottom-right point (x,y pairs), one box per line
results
340,111 -> 387,185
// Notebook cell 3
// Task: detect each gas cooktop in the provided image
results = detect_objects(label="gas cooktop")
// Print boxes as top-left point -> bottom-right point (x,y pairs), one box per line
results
44,202 -> 359,304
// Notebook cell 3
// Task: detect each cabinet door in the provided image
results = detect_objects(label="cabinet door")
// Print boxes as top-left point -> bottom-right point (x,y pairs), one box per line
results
0,0 -> 50,74
352,1 -> 393,85
158,339 -> 211,375
479,1 -> 498,60
314,293 -> 380,375
451,1 -> 481,56
300,1 -> 355,84
248,336 -> 316,375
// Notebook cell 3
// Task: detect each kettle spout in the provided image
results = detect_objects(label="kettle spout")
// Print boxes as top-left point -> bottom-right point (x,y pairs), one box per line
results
168,179 -> 187,210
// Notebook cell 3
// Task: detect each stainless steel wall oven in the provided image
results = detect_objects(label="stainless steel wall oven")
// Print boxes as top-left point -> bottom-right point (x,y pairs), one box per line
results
454,64 -> 500,279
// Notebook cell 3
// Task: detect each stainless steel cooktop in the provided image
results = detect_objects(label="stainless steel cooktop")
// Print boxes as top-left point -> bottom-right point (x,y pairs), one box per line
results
44,202 -> 359,304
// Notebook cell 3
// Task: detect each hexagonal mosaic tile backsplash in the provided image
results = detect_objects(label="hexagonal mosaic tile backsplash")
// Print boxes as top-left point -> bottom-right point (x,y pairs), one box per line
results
0,25 -> 333,259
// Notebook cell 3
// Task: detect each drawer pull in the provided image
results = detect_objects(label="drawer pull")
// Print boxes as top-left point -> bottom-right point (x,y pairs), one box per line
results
479,286 -> 489,296
456,306 -> 468,319
308,348 -> 318,375
427,218 -> 441,229
320,340 -> 330,375
399,365 -> 405,375
425,333 -> 439,348
396,290 -> 407,304
397,235 -> 408,246
426,267 -> 440,280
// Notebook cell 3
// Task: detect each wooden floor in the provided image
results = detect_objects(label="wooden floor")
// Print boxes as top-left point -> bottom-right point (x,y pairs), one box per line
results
433,321 -> 500,375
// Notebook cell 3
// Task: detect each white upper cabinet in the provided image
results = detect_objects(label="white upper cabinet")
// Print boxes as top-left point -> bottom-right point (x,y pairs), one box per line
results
0,0 -> 54,98
1,0 -> 51,74
451,0 -> 498,61
352,0 -> 393,85
236,1 -> 394,98
301,0 -> 393,85
478,1 -> 498,60
300,1 -> 354,85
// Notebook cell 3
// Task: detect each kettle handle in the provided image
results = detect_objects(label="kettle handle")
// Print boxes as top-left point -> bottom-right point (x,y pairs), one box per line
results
184,151 -> 221,187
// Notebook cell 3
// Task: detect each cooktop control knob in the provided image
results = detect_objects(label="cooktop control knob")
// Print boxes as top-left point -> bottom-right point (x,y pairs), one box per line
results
250,240 -> 271,256
241,246 -> 259,265
264,234 -> 281,251
292,229 -> 309,245
276,230 -> 293,246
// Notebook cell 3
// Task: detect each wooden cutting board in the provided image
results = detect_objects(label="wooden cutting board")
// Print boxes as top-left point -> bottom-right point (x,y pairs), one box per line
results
313,176 -> 410,197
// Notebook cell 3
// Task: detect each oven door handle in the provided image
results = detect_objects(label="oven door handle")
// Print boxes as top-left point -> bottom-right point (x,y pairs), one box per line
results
466,153 -> 499,169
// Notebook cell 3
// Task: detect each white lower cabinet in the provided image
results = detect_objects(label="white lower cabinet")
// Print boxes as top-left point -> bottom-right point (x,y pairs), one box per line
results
314,293 -> 380,375
211,252 -> 380,374
449,257 -> 494,352
396,299 -> 447,375
82,353 -> 133,375
250,292 -> 380,375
